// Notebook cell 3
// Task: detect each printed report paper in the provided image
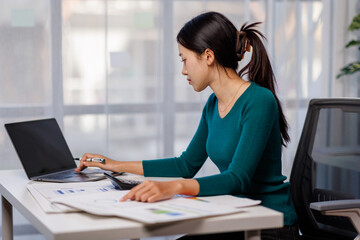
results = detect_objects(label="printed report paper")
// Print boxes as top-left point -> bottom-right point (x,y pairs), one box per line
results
51,192 -> 260,224
27,180 -> 118,213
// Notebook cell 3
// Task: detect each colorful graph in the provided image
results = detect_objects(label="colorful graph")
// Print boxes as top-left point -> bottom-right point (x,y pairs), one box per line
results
53,186 -> 112,196
148,208 -> 183,216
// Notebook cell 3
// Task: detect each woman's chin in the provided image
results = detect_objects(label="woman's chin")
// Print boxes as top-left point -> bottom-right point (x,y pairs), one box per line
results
193,85 -> 207,92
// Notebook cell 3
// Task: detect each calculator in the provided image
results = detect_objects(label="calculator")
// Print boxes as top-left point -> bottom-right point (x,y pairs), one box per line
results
104,172 -> 141,190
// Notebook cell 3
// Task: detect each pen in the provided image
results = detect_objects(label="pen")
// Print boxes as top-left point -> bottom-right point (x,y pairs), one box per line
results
74,158 -> 106,163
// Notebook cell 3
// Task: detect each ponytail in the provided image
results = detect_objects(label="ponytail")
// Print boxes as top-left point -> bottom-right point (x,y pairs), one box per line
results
237,22 -> 290,146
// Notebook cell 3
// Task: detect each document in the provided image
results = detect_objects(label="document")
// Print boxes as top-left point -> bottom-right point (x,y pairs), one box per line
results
27,180 -> 119,213
27,174 -> 182,213
51,192 -> 260,224
27,183 -> 76,213
27,175 -> 261,224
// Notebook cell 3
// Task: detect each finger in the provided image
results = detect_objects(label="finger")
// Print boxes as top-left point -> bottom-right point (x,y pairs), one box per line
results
77,153 -> 94,170
74,157 -> 88,172
82,154 -> 107,168
74,162 -> 86,172
83,161 -> 105,169
120,189 -> 136,201
74,166 -> 86,172
134,183 -> 153,201
147,193 -> 160,203
121,181 -> 151,201
140,189 -> 157,202
82,153 -> 103,159
120,182 -> 146,201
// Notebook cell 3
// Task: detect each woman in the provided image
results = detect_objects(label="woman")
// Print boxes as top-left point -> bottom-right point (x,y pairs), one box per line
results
75,11 -> 298,239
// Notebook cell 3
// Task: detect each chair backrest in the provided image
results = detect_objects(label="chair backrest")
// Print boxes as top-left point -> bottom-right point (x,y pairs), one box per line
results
290,98 -> 360,239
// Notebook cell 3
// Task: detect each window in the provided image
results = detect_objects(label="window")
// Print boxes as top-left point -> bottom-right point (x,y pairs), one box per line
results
0,0 -> 358,179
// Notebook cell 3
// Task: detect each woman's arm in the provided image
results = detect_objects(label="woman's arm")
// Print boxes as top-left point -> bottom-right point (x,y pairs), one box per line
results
74,153 -> 144,175
74,96 -> 214,202
143,103 -> 210,178
74,153 -> 200,202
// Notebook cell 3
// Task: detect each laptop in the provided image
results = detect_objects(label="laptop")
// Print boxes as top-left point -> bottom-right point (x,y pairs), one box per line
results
5,118 -> 120,182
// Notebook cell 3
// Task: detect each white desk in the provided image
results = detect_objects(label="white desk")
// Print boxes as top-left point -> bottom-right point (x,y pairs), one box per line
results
1,169 -> 283,240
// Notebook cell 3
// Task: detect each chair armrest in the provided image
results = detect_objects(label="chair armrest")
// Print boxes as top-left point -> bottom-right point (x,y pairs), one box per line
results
310,199 -> 360,211
310,199 -> 360,234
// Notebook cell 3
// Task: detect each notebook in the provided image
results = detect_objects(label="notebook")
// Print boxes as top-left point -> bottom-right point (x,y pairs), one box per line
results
5,118 -> 120,182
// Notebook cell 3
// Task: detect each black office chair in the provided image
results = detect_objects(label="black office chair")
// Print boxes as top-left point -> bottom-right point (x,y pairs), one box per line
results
290,98 -> 360,240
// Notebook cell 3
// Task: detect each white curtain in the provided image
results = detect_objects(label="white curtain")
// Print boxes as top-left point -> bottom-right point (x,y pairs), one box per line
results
0,0 -> 359,179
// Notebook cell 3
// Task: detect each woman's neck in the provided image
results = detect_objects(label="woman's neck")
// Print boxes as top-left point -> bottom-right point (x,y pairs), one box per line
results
209,67 -> 247,105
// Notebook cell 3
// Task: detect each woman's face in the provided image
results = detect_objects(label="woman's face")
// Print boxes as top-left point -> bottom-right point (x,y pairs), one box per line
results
178,43 -> 210,92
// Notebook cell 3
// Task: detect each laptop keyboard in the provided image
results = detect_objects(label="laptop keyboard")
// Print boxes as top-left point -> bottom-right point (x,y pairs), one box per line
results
35,168 -> 121,182
40,169 -> 80,179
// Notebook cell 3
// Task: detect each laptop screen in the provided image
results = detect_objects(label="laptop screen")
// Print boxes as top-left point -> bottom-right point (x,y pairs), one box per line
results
5,118 -> 76,178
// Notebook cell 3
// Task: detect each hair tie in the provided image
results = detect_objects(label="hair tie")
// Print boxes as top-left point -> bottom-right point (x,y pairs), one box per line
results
236,30 -> 251,61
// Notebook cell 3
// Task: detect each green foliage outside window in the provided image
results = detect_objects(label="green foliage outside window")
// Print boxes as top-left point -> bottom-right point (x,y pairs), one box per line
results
337,13 -> 360,78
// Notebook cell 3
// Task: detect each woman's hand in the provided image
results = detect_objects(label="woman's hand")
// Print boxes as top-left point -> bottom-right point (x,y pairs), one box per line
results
121,179 -> 200,203
74,153 -> 119,173
121,180 -> 181,202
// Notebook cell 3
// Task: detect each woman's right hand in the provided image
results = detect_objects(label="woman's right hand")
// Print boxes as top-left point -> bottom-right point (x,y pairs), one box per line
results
74,153 -> 119,173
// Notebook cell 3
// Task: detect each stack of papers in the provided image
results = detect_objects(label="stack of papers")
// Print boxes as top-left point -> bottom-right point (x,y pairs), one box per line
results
27,180 -> 118,213
52,192 -> 260,224
27,178 -> 261,224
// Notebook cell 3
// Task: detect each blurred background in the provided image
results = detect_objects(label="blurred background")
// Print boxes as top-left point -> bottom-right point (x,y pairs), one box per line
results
0,0 -> 359,239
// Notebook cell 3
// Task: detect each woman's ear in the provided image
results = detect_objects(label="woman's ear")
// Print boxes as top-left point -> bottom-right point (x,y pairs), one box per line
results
202,48 -> 215,66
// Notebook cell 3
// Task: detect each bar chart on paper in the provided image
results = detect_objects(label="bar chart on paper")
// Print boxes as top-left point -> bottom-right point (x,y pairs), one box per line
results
26,181 -> 118,212
28,181 -> 116,197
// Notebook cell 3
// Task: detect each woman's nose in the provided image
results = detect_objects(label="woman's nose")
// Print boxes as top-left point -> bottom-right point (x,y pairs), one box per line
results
182,65 -> 187,75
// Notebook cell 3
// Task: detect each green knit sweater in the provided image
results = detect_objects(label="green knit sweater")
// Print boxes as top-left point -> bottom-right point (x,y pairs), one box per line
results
143,82 -> 297,225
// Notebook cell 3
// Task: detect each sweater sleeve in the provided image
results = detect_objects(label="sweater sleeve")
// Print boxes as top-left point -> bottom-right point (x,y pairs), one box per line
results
142,102 -> 210,178
196,91 -> 279,196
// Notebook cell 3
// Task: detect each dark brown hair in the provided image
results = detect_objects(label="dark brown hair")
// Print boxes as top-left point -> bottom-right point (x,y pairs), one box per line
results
177,11 -> 290,146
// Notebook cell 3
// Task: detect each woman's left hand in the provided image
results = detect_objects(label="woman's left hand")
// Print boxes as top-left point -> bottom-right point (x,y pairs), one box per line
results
121,180 -> 182,203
